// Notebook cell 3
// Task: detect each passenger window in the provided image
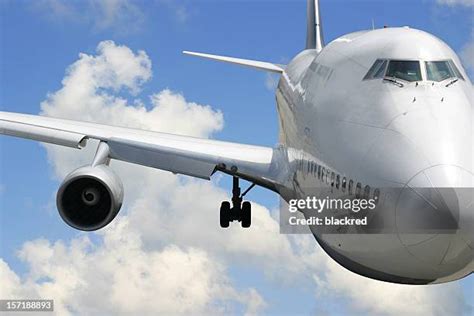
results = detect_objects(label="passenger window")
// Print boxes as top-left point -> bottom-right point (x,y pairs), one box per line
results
363,185 -> 370,199
364,59 -> 388,80
336,175 -> 340,189
348,180 -> 354,195
386,60 -> 422,82
342,177 -> 346,192
326,170 -> 330,184
373,188 -> 380,205
331,172 -> 335,187
355,182 -> 362,198
317,166 -> 321,179
321,168 -> 326,182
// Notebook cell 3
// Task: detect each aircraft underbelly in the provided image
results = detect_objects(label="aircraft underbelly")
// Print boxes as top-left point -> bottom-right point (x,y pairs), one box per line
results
294,180 -> 473,284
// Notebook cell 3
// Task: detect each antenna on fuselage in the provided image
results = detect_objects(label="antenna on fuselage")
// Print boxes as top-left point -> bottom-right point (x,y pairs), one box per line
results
306,0 -> 324,53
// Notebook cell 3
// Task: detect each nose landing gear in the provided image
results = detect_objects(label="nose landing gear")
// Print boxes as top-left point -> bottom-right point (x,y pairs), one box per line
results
220,176 -> 255,228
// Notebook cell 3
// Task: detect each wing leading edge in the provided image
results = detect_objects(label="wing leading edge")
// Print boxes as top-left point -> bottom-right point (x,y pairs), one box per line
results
0,111 -> 282,191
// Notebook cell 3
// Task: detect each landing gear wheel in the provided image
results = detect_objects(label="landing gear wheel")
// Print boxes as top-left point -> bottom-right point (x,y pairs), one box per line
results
220,201 -> 231,228
241,201 -> 251,228
219,176 -> 255,228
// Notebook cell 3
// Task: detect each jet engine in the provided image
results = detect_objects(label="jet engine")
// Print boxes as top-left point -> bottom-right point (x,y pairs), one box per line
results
56,165 -> 124,231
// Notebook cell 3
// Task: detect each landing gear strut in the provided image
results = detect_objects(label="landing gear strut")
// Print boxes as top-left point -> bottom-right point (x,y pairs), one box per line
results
220,176 -> 254,228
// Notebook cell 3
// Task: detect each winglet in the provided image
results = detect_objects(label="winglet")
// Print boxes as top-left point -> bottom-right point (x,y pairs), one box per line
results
183,51 -> 285,73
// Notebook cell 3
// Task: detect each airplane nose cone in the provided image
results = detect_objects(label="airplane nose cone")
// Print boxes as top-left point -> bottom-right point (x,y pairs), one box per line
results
396,165 -> 474,247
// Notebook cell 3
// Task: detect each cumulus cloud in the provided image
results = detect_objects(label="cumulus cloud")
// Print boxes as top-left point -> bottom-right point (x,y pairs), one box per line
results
0,219 -> 265,315
41,40 -> 220,134
314,258 -> 467,316
1,40 -> 469,315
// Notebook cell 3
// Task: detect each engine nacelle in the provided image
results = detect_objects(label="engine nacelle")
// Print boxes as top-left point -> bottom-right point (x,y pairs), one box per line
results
57,165 -> 124,231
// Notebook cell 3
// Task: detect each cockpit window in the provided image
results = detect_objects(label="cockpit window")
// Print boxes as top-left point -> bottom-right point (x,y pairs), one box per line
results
426,60 -> 464,82
448,61 -> 465,80
364,59 -> 464,84
426,61 -> 454,82
386,60 -> 422,82
364,59 -> 388,80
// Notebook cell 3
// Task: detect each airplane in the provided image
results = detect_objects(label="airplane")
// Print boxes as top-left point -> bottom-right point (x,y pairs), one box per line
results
0,0 -> 472,285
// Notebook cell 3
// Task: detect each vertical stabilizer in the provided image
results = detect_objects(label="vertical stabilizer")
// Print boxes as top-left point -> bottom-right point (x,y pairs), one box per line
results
306,0 -> 324,52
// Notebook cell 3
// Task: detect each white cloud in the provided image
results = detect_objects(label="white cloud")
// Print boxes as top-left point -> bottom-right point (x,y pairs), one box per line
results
41,40 -> 220,134
158,0 -> 189,23
56,40 -> 151,96
1,40 -> 469,315
32,0 -> 145,33
92,0 -> 145,31
0,219 -> 265,315
436,0 -> 474,6
32,0 -> 189,32
314,257 -> 467,316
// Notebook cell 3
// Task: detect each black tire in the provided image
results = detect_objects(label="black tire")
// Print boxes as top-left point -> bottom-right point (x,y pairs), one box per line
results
220,201 -> 231,228
241,201 -> 251,228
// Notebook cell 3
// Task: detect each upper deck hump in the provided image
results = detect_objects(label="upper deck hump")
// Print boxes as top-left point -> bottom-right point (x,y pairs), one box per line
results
321,27 -> 466,76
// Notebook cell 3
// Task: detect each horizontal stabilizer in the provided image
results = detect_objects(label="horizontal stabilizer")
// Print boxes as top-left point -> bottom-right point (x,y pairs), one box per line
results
183,51 -> 285,73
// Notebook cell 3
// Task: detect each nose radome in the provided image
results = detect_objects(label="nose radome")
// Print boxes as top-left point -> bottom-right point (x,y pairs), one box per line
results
396,165 -> 474,248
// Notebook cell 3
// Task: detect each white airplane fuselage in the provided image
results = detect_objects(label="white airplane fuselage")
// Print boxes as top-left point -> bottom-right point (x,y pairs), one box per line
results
275,27 -> 473,284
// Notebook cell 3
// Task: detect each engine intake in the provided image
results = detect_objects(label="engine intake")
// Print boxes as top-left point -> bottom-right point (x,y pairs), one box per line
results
57,165 -> 124,231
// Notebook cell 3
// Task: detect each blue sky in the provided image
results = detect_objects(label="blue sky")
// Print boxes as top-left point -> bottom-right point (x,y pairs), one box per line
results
0,0 -> 473,315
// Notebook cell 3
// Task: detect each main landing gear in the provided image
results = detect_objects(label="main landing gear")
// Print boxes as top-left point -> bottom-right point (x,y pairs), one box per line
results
220,176 -> 255,228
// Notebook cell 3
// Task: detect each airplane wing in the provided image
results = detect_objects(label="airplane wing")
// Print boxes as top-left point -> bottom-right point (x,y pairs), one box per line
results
183,51 -> 285,73
0,111 -> 282,191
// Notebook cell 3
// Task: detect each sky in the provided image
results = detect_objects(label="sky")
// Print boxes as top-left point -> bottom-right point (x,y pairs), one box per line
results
0,0 -> 473,315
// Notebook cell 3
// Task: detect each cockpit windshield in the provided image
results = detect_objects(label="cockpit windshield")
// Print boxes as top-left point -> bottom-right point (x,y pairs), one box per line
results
425,60 -> 464,82
385,61 -> 422,82
363,60 -> 388,80
363,59 -> 465,84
